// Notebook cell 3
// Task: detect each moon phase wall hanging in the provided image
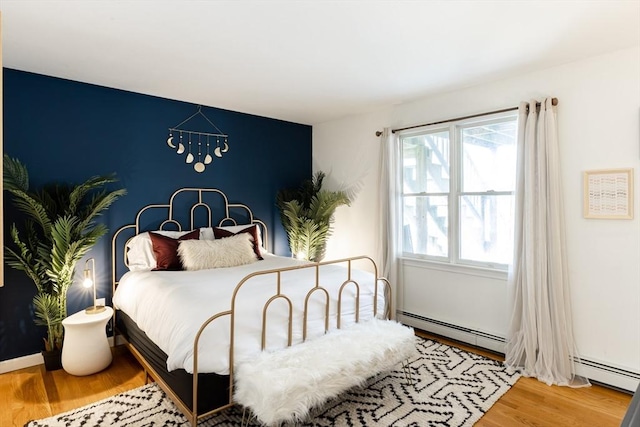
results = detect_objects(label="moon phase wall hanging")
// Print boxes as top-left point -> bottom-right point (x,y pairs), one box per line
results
166,105 -> 229,173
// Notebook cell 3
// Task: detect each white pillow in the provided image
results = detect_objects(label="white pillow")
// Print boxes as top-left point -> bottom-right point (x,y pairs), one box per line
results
126,228 -> 210,271
126,230 -> 188,271
200,227 -> 215,240
178,233 -> 257,270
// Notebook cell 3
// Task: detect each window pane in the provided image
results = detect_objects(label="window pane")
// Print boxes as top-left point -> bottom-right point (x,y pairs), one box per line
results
459,194 -> 514,264
402,195 -> 448,257
402,131 -> 450,194
461,121 -> 516,192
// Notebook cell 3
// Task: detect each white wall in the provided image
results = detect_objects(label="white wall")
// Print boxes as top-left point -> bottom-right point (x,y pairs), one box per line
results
313,108 -> 391,263
313,47 -> 640,389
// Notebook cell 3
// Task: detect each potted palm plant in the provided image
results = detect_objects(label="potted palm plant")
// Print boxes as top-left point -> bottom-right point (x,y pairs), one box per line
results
276,171 -> 351,262
3,155 -> 126,370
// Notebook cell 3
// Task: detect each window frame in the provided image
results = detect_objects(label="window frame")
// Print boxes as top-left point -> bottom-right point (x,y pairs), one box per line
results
398,110 -> 518,271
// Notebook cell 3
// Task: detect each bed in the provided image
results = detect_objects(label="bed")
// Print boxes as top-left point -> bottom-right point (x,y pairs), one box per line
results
111,187 -> 395,425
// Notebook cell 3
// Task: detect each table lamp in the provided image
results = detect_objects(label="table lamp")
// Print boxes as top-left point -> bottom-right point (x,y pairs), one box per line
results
83,258 -> 106,314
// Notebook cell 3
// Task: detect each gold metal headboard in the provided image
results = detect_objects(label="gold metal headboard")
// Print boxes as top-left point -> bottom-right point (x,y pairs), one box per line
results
111,187 -> 269,292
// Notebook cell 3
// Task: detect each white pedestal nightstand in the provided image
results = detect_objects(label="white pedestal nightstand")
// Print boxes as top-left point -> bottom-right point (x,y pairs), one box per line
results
61,306 -> 113,376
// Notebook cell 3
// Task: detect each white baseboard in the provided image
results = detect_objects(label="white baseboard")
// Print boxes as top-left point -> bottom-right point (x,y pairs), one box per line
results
399,310 -> 640,393
0,352 -> 44,374
0,336 -> 118,375
575,357 -> 640,392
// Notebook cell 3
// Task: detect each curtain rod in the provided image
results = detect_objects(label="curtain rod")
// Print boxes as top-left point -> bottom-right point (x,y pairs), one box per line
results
375,98 -> 558,136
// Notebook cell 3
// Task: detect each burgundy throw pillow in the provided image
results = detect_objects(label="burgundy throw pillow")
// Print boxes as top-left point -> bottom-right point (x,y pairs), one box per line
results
149,229 -> 200,270
213,225 -> 263,260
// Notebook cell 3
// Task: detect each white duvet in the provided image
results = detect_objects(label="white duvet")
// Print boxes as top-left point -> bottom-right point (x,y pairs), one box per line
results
113,254 -> 385,375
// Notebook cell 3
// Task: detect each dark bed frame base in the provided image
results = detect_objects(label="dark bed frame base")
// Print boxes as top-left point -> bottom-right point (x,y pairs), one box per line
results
116,311 -> 233,418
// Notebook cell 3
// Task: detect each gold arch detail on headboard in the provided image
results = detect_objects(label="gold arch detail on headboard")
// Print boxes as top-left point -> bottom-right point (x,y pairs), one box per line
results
111,187 -> 269,287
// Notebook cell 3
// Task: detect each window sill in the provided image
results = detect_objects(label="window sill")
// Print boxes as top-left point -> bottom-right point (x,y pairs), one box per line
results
400,257 -> 509,280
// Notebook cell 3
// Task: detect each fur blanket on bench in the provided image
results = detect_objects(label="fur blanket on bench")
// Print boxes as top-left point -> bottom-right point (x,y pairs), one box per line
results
234,319 -> 416,426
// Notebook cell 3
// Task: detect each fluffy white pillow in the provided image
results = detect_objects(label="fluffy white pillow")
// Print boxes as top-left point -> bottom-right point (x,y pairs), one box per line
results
178,233 -> 258,271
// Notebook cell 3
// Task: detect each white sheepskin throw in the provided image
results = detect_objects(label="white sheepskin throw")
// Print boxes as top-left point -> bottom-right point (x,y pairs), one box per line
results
234,319 -> 417,426
177,233 -> 257,270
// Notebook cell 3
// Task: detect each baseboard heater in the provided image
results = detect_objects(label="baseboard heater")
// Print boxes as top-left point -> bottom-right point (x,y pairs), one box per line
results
398,311 -> 506,353
398,310 -> 640,393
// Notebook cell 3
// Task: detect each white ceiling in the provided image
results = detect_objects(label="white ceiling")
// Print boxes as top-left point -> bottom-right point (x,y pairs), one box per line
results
2,1 -> 639,125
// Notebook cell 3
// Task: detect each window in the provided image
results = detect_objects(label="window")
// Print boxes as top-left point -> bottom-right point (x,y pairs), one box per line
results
400,112 -> 517,269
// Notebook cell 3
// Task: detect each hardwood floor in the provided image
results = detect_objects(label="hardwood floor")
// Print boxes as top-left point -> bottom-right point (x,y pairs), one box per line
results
0,337 -> 633,427
0,346 -> 145,427
416,332 -> 633,427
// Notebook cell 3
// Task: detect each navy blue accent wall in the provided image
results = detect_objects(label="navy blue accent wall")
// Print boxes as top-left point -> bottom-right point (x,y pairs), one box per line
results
0,69 -> 311,362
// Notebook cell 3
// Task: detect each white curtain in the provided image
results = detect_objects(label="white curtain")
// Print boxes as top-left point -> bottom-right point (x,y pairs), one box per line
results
505,97 -> 589,387
377,128 -> 401,319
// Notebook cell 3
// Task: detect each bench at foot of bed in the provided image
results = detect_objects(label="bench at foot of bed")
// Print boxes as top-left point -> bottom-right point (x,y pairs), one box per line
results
233,318 -> 417,426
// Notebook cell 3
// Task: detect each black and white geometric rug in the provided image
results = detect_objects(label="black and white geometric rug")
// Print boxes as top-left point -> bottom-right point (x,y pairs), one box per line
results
26,338 -> 521,427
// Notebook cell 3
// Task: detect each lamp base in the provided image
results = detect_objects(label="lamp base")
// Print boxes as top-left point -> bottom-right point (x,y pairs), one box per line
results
85,305 -> 106,315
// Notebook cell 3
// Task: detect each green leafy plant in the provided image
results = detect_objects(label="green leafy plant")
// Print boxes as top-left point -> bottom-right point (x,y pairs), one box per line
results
3,155 -> 126,351
276,171 -> 351,262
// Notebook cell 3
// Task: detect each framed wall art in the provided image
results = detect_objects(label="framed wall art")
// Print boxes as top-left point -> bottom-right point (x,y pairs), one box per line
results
583,168 -> 634,219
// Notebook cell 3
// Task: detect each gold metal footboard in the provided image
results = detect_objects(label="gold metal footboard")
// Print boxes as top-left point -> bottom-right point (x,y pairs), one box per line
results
188,255 -> 391,426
